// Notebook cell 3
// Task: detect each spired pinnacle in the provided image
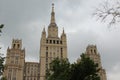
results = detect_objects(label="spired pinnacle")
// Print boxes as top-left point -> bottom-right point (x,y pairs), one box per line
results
42,26 -> 46,34
62,27 -> 66,36
63,27 -> 65,34
51,3 -> 56,24
43,26 -> 45,32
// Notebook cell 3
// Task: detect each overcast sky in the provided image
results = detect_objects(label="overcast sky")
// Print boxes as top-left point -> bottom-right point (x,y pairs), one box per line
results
0,0 -> 120,80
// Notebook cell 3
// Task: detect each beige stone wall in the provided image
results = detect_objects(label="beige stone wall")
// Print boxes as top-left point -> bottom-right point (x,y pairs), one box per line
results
3,39 -> 25,80
24,62 -> 39,80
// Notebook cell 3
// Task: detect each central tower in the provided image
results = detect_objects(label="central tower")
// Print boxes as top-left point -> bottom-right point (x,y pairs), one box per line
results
39,4 -> 67,80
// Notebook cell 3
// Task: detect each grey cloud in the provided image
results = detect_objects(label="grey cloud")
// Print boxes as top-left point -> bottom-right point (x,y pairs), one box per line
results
0,0 -> 120,80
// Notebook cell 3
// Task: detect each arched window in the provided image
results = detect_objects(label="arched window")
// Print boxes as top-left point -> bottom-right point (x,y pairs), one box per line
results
91,50 -> 92,53
94,49 -> 96,54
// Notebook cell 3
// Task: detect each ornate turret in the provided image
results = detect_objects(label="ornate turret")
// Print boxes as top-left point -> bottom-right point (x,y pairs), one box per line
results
86,45 -> 98,55
61,28 -> 66,36
85,45 -> 101,67
42,27 -> 46,35
61,28 -> 67,45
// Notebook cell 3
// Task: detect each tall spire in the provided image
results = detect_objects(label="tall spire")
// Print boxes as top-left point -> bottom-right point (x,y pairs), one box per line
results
51,3 -> 56,24
62,27 -> 66,36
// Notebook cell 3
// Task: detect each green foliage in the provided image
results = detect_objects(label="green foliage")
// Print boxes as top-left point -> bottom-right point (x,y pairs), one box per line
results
70,54 -> 100,80
0,24 -> 5,76
0,54 -> 5,76
0,24 -> 4,33
47,54 -> 100,80
46,58 -> 70,80
94,0 -> 120,26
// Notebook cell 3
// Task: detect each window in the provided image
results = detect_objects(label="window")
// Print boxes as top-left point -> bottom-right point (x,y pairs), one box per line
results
50,40 -> 52,44
46,52 -> 48,58
91,50 -> 92,53
17,44 -> 20,48
60,41 -> 62,44
57,40 -> 59,44
13,44 -> 15,48
94,49 -> 96,54
53,40 -> 55,44
46,40 -> 48,43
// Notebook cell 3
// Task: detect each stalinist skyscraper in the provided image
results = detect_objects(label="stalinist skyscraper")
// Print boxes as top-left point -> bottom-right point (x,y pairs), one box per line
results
39,4 -> 67,80
3,3 -> 107,80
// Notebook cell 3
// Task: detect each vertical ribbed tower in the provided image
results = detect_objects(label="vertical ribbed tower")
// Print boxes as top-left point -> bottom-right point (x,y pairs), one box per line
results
3,39 -> 25,80
39,3 -> 67,80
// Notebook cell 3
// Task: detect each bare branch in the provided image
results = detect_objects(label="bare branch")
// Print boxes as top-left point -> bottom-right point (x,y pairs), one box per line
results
93,0 -> 120,26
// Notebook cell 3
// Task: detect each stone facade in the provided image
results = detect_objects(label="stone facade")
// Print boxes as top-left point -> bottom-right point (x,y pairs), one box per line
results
3,4 -> 106,80
3,39 -> 25,80
24,62 -> 40,80
39,4 -> 67,80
